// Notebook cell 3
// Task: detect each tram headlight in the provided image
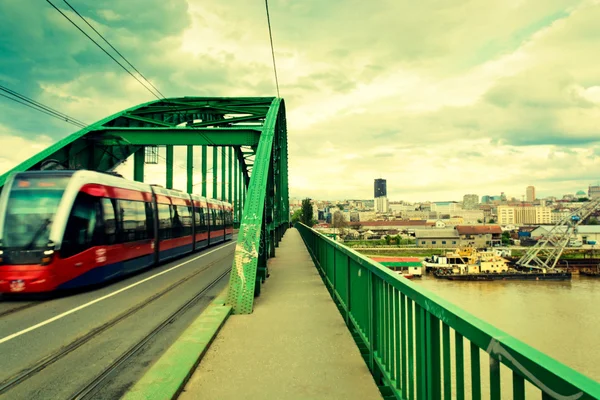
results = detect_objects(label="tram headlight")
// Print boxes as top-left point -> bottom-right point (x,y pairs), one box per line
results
41,241 -> 55,266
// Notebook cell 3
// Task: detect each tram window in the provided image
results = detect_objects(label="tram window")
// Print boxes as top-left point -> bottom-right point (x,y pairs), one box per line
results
171,205 -> 192,238
62,193 -> 99,258
145,202 -> 155,238
101,198 -> 117,245
118,200 -> 148,242
205,209 -> 211,229
194,206 -> 201,227
158,204 -> 172,240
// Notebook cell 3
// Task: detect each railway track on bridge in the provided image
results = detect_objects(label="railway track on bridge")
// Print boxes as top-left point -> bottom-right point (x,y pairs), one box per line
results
0,249 -> 233,398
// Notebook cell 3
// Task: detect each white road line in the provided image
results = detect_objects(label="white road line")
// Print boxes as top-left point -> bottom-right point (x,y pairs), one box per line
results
0,242 -> 235,345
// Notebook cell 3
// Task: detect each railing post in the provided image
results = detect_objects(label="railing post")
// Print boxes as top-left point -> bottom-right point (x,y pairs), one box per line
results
201,146 -> 207,197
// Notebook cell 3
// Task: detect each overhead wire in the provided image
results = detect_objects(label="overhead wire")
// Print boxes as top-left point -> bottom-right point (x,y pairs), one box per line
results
0,86 -> 88,128
264,0 -> 280,98
46,0 -> 240,186
45,0 -> 163,100
60,0 -> 167,99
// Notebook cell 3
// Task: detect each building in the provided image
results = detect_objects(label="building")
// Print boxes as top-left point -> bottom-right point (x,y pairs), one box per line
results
455,225 -> 503,248
481,195 -> 491,204
374,196 -> 389,213
374,179 -> 387,197
526,186 -> 536,202
551,209 -> 572,224
462,194 -> 479,210
497,205 -> 551,225
415,230 -> 460,248
430,201 -> 460,214
531,225 -> 600,244
589,186 -> 600,199
349,211 -> 359,222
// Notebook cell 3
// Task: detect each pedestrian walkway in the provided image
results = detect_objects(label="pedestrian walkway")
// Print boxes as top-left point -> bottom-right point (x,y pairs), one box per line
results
179,228 -> 382,400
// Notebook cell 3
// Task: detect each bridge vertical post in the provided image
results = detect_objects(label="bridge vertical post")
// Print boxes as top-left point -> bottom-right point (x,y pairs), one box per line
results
186,145 -> 193,194
228,147 -> 232,203
237,165 -> 242,223
201,146 -> 207,196
266,157 -> 275,258
221,147 -> 226,200
166,145 -> 174,189
234,153 -> 238,227
133,147 -> 145,182
212,146 -> 218,199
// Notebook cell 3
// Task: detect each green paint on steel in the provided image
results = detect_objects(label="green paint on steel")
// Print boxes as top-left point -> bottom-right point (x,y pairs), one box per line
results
221,146 -> 226,201
212,146 -> 218,199
122,295 -> 231,400
296,223 -> 600,400
99,129 -> 260,146
226,98 -> 289,314
133,147 -> 144,182
234,153 -> 238,223
186,145 -> 193,194
0,97 -> 273,189
201,145 -> 207,197
228,146 -> 232,203
166,145 -> 174,189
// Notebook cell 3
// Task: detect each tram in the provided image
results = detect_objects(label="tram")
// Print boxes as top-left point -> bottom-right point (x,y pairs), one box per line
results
0,170 -> 233,293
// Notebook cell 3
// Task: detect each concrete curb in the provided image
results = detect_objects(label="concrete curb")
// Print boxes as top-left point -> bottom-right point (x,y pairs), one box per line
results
122,289 -> 231,400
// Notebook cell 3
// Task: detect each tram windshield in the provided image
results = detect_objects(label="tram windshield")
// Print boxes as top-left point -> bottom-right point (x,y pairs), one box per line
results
2,176 -> 70,249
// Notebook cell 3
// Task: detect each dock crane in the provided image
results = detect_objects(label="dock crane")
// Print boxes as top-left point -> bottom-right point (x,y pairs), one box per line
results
516,198 -> 600,271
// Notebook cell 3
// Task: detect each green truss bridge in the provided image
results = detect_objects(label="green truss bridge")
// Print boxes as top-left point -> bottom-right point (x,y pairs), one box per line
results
1,97 -> 599,399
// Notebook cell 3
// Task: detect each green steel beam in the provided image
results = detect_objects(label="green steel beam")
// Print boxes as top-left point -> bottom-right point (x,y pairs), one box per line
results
166,145 -> 174,189
212,146 -> 218,199
228,146 -> 233,203
187,145 -> 193,194
202,146 -> 207,197
0,97 -> 276,189
133,146 -> 145,182
226,98 -> 286,314
234,154 -> 239,225
97,129 -> 260,146
221,146 -> 226,201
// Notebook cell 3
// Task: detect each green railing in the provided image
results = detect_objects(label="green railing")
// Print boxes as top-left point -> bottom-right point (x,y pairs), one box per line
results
296,223 -> 600,400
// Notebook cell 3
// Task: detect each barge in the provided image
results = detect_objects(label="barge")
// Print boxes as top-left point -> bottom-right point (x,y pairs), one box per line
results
432,248 -> 572,281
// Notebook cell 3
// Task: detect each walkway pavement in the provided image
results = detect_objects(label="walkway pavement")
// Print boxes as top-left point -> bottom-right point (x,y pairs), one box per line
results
179,228 -> 382,400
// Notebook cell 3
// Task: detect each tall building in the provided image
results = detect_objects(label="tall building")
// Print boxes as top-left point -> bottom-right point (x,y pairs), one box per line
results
374,179 -> 387,197
462,194 -> 479,210
481,195 -> 491,204
589,185 -> 600,199
526,186 -> 536,202
374,196 -> 389,213
374,178 -> 388,212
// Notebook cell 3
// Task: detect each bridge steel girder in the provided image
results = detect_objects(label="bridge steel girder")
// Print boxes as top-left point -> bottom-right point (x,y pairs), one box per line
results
0,96 -> 289,314
226,98 -> 288,314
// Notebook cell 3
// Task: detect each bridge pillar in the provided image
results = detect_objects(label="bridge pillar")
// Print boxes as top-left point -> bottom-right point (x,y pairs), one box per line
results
221,147 -> 226,200
234,153 -> 238,227
228,147 -> 232,203
133,146 -> 145,182
166,145 -> 174,189
201,146 -> 207,196
186,145 -> 193,194
212,146 -> 218,199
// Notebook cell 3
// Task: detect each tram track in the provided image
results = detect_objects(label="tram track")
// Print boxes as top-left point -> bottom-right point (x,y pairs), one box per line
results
0,249 -> 233,396
69,267 -> 230,400
0,301 -> 39,318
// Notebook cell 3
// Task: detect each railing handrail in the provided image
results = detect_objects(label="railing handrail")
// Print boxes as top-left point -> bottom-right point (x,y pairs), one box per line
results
297,222 -> 600,399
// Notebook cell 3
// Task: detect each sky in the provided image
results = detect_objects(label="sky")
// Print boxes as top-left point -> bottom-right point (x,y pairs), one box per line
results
1,0 -> 600,202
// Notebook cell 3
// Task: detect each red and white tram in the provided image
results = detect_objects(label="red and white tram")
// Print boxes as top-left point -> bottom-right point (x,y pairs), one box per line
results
0,170 -> 233,293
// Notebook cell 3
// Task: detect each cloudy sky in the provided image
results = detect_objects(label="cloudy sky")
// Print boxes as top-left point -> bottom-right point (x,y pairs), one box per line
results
1,0 -> 600,202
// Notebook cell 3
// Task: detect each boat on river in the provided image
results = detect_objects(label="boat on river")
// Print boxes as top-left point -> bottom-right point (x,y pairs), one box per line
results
432,249 -> 571,281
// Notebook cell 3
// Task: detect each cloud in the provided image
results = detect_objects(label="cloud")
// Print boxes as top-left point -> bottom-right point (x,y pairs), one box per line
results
0,0 -> 599,203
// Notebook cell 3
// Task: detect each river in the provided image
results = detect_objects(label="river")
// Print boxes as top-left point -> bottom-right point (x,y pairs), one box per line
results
414,274 -> 600,382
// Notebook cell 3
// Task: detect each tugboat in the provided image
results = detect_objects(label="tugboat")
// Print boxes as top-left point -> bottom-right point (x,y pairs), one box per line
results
433,249 -> 571,281
370,257 -> 423,279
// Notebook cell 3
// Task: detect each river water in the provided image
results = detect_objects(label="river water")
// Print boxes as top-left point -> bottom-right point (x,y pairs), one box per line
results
414,274 -> 600,382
